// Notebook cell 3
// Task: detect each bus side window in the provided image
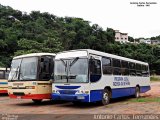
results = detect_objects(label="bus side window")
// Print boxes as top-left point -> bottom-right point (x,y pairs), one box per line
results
129,62 -> 136,76
0,70 -> 5,79
142,65 -> 149,77
121,61 -> 129,76
89,59 -> 101,82
136,64 -> 142,76
112,59 -> 121,75
102,57 -> 112,75
5,71 -> 9,79
39,56 -> 54,80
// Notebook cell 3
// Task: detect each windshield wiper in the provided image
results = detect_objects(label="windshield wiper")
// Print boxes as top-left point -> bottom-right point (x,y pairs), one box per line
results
68,57 -> 79,74
60,59 -> 67,72
59,59 -> 68,82
69,57 -> 79,67
59,57 -> 79,83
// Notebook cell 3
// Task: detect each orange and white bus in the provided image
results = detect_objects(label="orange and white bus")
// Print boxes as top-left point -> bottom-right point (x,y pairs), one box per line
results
8,53 -> 55,103
0,68 -> 10,94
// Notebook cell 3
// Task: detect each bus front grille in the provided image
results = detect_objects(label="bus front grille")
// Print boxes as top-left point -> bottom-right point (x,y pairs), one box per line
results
13,92 -> 25,96
59,90 -> 77,94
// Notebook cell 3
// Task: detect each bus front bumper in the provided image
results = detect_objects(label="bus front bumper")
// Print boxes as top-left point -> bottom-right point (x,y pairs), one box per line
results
0,90 -> 8,94
51,93 -> 89,102
9,93 -> 51,100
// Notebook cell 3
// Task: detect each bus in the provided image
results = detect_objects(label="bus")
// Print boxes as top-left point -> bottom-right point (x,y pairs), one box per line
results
52,49 -> 150,105
8,53 -> 55,103
0,68 -> 10,94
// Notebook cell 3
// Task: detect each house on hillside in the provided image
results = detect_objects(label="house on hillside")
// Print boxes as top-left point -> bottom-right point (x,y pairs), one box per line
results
139,39 -> 160,45
115,30 -> 129,43
139,39 -> 151,44
151,40 -> 160,45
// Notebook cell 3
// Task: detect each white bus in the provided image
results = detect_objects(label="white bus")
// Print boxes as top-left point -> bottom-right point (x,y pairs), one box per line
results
52,49 -> 150,105
0,68 -> 10,94
8,53 -> 55,103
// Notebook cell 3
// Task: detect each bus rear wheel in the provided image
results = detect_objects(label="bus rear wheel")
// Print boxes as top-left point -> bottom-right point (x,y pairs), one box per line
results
135,86 -> 140,98
101,89 -> 111,105
32,99 -> 42,104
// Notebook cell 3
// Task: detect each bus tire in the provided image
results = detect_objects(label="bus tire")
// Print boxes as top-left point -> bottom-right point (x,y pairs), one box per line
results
135,86 -> 140,98
102,89 -> 111,105
32,99 -> 42,104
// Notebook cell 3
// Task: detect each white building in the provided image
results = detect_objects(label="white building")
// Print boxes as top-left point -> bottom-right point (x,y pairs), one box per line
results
151,40 -> 160,45
115,30 -> 128,43
138,39 -> 160,45
139,39 -> 151,44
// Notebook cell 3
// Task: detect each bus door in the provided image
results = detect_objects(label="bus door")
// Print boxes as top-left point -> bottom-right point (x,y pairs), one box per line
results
89,54 -> 102,83
89,54 -> 102,102
37,56 -> 54,94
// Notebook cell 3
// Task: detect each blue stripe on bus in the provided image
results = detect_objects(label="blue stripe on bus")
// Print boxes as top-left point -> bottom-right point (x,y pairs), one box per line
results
90,90 -> 103,102
140,86 -> 151,93
90,86 -> 150,101
52,86 -> 150,102
55,86 -> 81,89
111,86 -> 150,98
58,90 -> 77,94
112,87 -> 134,98
52,93 -> 89,102
0,82 -> 8,85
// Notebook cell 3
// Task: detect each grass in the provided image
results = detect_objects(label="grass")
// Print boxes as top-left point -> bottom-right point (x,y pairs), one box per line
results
129,97 -> 160,102
150,76 -> 160,81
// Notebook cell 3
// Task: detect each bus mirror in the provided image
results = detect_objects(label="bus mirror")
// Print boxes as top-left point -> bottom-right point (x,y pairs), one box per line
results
40,58 -> 45,68
49,79 -> 53,83
90,56 -> 94,60
89,56 -> 95,64
41,58 -> 44,62
89,58 -> 95,66
51,74 -> 54,79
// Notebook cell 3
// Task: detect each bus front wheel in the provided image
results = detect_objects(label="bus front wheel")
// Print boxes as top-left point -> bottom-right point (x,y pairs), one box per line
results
32,99 -> 42,104
135,86 -> 140,98
102,89 -> 111,105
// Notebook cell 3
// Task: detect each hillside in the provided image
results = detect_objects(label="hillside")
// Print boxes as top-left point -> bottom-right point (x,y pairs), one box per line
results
0,4 -> 159,74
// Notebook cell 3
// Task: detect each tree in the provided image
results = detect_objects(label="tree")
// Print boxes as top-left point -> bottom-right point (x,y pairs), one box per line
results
106,28 -> 115,43
128,36 -> 134,42
0,4 -> 160,74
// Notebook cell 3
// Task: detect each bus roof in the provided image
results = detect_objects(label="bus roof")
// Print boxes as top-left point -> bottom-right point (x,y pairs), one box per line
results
13,53 -> 56,59
56,49 -> 148,65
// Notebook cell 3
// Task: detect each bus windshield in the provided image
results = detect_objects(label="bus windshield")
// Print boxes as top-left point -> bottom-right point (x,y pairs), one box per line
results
8,57 -> 38,81
54,58 -> 88,83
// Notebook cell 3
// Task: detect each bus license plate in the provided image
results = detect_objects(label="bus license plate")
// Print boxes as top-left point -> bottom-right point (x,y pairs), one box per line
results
77,96 -> 84,100
17,96 -> 21,99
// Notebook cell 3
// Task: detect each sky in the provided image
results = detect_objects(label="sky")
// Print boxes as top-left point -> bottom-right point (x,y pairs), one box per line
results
0,0 -> 160,38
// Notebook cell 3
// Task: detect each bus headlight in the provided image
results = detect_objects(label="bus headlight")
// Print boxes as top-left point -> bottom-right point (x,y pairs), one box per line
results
8,86 -> 12,89
52,90 -> 59,94
52,90 -> 56,93
84,91 -> 90,94
80,90 -> 90,94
